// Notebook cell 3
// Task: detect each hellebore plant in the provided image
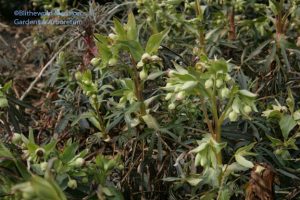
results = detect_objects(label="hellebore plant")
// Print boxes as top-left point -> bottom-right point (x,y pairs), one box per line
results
164,56 -> 257,190
74,12 -> 168,134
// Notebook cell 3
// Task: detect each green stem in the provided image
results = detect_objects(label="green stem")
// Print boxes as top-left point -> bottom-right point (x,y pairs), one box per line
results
94,99 -> 107,137
210,77 -> 222,165
216,155 -> 235,200
219,94 -> 235,124
130,55 -> 146,116
195,0 -> 205,55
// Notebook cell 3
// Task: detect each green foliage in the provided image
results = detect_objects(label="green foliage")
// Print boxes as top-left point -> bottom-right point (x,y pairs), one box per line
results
1,0 -> 300,199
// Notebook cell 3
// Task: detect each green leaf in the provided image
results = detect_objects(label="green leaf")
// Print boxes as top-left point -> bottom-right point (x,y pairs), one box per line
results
71,111 -> 95,126
223,162 -> 247,177
266,135 -> 282,147
265,42 -> 276,71
293,110 -> 300,121
94,33 -> 109,45
218,188 -> 232,200
88,116 -> 102,131
118,40 -> 144,61
235,155 -> 254,168
239,90 -> 257,98
31,175 -> 67,200
181,81 -> 198,90
145,29 -> 169,54
96,42 -> 112,68
286,87 -> 294,113
60,142 -> 79,163
185,176 -> 201,186
202,167 -> 220,187
0,96 -> 8,108
162,177 -> 182,182
28,127 -> 36,145
277,169 -> 300,180
279,115 -> 297,139
147,71 -> 164,80
44,139 -> 57,156
200,192 -> 216,200
269,0 -> 279,15
235,142 -> 256,155
2,80 -> 12,92
142,114 -> 160,130
189,142 -> 208,153
0,142 -> 14,160
126,12 -> 137,41
280,39 -> 291,71
144,95 -> 159,107
209,60 -> 228,73
113,18 -> 126,40
245,39 -> 271,62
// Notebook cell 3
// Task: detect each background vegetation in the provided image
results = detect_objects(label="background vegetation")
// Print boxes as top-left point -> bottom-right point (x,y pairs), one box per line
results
0,0 -> 300,199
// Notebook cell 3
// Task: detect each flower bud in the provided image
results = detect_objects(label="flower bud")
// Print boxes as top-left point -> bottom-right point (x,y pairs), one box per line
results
151,55 -> 161,62
141,53 -> 151,63
168,103 -> 176,110
68,179 -> 77,189
165,93 -> 172,100
176,91 -> 185,100
139,69 -> 147,80
90,58 -> 101,66
108,58 -> 118,66
174,85 -> 181,92
91,94 -> 97,100
229,111 -> 238,121
82,177 -> 89,183
12,133 -> 22,144
40,162 -> 48,171
74,158 -> 85,167
205,79 -> 213,89
243,105 -> 252,114
216,79 -> 223,88
221,87 -> 230,98
75,71 -> 82,80
83,80 -> 91,85
108,33 -> 118,40
225,74 -> 232,82
167,70 -> 175,77
137,60 -> 144,68
86,91 -> 92,96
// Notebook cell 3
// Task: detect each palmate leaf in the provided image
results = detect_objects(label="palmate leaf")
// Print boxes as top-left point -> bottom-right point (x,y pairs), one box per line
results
145,29 -> 169,54
235,155 -> 254,168
113,18 -> 126,40
279,115 -> 297,140
234,142 -> 256,168
118,40 -> 143,61
126,12 -> 137,41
